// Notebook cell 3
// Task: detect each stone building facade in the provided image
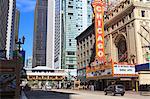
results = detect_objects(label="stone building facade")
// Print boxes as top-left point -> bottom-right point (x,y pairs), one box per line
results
76,24 -> 95,82
104,0 -> 150,64
76,0 -> 150,90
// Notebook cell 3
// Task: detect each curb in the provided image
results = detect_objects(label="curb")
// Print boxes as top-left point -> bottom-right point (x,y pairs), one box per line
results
140,92 -> 150,96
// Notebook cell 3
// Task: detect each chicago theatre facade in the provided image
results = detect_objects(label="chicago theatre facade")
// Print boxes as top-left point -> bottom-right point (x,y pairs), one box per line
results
76,0 -> 150,91
104,0 -> 150,65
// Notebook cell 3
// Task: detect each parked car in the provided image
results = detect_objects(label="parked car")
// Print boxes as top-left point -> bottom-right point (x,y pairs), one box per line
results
104,84 -> 125,96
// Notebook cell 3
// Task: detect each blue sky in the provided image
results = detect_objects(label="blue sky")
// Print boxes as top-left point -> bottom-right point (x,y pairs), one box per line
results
16,0 -> 36,60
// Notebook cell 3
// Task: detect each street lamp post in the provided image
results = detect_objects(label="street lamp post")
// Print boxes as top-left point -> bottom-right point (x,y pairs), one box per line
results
15,36 -> 25,98
15,36 -> 25,52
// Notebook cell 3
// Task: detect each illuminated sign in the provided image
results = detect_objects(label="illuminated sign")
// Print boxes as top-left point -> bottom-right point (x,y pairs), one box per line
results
92,1 -> 105,62
113,64 -> 135,75
86,63 -> 112,78
86,68 -> 112,77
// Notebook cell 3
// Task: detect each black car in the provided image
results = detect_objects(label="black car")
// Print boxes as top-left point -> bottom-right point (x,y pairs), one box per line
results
104,84 -> 125,96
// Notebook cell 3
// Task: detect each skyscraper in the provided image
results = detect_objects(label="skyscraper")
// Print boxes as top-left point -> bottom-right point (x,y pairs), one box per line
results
33,0 -> 48,67
0,0 -> 9,58
33,0 -> 93,71
0,0 -> 16,59
6,0 -> 16,59
47,0 -> 62,69
13,9 -> 20,50
46,0 -> 55,68
54,0 -> 62,69
26,57 -> 32,69
61,0 -> 93,70
33,0 -> 61,69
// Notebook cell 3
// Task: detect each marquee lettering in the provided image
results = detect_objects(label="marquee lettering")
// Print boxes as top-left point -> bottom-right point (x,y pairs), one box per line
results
97,43 -> 103,49
98,51 -> 104,57
96,13 -> 102,19
97,36 -> 103,41
96,6 -> 102,12
97,20 -> 102,27
97,28 -> 102,34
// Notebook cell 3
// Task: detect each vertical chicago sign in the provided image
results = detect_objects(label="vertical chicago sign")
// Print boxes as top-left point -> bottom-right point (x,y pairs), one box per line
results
92,0 -> 105,62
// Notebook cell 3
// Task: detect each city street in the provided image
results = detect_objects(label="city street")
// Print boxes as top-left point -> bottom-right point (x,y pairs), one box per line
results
23,89 -> 150,99
24,89 -> 73,99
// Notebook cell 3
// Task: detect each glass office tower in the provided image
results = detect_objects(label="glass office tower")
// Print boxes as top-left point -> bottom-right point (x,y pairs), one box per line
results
61,0 -> 93,71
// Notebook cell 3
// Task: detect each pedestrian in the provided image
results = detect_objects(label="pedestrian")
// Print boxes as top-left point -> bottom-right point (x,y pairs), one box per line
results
91,85 -> 94,91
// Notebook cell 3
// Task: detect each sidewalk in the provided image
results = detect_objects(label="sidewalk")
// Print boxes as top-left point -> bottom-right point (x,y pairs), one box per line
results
20,91 -> 28,99
52,89 -> 141,96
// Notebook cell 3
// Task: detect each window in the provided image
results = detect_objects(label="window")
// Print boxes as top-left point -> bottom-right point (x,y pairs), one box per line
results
67,51 -> 75,55
69,43 -> 71,46
81,53 -> 82,58
84,61 -> 86,66
129,13 -> 131,19
122,19 -> 124,23
68,13 -> 73,15
127,0 -> 130,4
81,62 -> 83,67
69,57 -> 73,63
87,59 -> 89,63
68,65 -> 74,69
83,44 -> 85,49
81,46 -> 82,50
68,6 -> 73,8
112,25 -> 114,29
141,10 -> 145,17
117,22 -> 119,27
87,50 -> 89,56
84,52 -> 86,57
69,39 -> 71,42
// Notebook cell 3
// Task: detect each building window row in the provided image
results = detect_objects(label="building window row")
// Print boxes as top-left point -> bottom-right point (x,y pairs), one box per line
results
105,0 -> 131,20
105,12 -> 134,32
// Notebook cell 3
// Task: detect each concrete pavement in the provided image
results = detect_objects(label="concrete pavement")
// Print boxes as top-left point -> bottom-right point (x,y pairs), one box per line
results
52,89 -> 150,99
21,88 -> 150,99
